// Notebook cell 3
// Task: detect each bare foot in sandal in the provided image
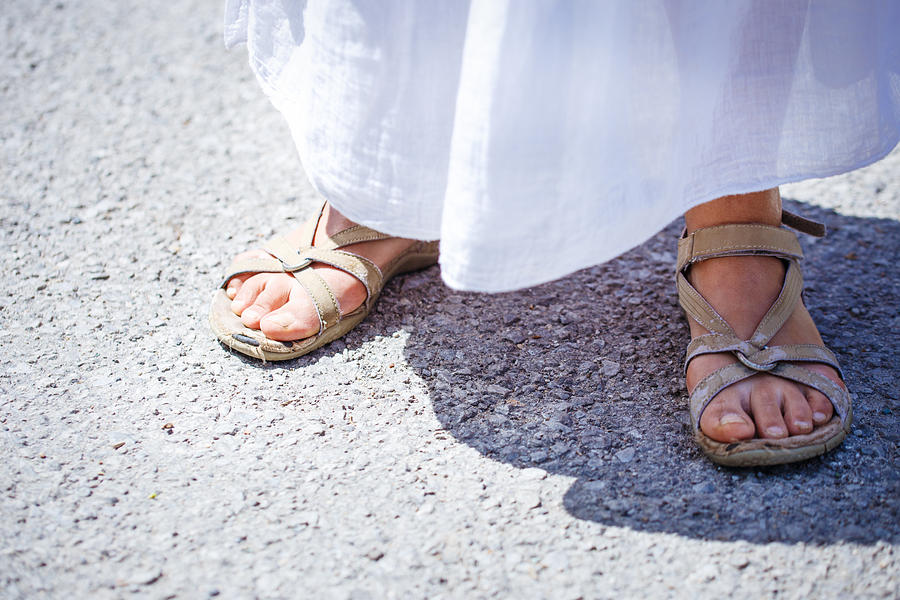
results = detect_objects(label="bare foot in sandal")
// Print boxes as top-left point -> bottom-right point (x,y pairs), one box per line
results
226,203 -> 416,341
682,189 -> 846,446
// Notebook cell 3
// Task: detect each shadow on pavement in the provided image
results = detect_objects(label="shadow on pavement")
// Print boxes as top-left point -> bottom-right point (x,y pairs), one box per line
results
395,199 -> 899,545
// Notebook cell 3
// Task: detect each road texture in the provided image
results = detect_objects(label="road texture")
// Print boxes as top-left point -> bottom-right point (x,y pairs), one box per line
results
2,2 -> 898,598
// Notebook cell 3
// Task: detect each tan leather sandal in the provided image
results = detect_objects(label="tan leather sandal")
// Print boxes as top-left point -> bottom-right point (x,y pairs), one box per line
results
209,205 -> 439,361
677,210 -> 852,467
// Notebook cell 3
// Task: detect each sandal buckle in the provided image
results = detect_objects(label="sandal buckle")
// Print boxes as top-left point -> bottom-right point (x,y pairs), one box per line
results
735,351 -> 776,372
281,256 -> 313,271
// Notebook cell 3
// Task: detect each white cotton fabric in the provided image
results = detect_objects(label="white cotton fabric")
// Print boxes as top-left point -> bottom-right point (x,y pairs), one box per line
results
224,0 -> 900,292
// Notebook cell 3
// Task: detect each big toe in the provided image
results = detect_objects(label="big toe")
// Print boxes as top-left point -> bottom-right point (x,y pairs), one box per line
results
259,294 -> 321,341
699,390 -> 756,442
234,274 -> 293,329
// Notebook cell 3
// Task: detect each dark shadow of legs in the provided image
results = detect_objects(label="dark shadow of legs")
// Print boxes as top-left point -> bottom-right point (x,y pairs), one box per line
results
398,199 -> 899,545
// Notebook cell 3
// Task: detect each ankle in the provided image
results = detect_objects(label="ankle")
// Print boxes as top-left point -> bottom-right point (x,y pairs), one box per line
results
688,254 -> 785,295
321,204 -> 357,234
685,188 -> 782,233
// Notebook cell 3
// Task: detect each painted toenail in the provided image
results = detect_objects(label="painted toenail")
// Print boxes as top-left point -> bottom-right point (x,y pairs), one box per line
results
719,414 -> 746,426
266,313 -> 294,328
765,426 -> 786,437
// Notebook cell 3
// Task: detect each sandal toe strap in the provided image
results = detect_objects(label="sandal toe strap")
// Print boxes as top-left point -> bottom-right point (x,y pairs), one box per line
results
292,267 -> 340,333
265,235 -> 313,270
300,247 -> 384,308
261,236 -> 387,333
747,344 -> 842,376
774,363 -> 851,422
262,233 -> 383,294
218,233 -> 309,287
686,337 -> 843,377
274,245 -> 383,334
689,363 -> 756,429
220,256 -> 285,287
689,361 -> 850,432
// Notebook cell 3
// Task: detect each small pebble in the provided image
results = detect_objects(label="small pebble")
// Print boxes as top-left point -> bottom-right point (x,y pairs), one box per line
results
601,360 -> 621,377
615,447 -> 636,463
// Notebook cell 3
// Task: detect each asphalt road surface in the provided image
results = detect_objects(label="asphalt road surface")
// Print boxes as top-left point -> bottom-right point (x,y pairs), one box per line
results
2,2 -> 898,598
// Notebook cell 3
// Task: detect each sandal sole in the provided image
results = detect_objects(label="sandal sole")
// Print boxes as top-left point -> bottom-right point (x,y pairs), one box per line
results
695,412 -> 852,467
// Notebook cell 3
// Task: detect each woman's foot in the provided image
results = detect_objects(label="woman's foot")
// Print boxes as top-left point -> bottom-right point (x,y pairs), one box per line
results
226,204 -> 415,341
684,189 -> 843,443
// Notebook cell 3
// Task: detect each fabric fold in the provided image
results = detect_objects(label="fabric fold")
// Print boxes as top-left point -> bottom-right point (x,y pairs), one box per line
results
224,0 -> 900,292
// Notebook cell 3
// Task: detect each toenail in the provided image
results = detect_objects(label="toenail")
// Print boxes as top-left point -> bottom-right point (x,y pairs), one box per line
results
719,414 -> 746,426
813,411 -> 827,422
242,308 -> 259,320
265,313 -> 294,328
765,426 -> 786,438
794,420 -> 811,430
226,286 -> 237,298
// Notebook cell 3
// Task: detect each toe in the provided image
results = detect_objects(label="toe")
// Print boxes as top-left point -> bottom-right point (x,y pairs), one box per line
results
259,306 -> 315,341
259,308 -> 304,341
239,277 -> 292,329
259,281 -> 323,341
749,381 -> 788,439
231,273 -> 268,315
699,387 -> 756,442
226,274 -> 249,299
806,388 -> 834,426
782,386 -> 813,435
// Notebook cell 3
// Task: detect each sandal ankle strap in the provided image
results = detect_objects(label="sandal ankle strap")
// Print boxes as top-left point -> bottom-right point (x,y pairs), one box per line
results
781,209 -> 826,237
677,210 -> 824,272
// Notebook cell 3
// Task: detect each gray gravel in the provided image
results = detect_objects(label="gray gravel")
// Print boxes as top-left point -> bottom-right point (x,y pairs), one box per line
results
2,2 -> 899,598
